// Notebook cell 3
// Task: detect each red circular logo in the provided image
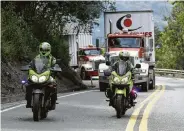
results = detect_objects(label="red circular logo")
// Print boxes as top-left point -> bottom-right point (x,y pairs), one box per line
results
123,19 -> 132,27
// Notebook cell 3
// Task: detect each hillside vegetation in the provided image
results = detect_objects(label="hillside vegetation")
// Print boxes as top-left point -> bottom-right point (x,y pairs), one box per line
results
1,1 -> 115,100
156,2 -> 184,70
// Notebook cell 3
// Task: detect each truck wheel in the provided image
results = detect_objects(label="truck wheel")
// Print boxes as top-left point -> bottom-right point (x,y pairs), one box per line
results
81,68 -> 87,80
149,70 -> 155,90
142,79 -> 149,92
99,82 -> 107,92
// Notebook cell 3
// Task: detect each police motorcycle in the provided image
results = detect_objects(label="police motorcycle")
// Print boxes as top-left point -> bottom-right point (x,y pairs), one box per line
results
21,57 -> 61,121
104,61 -> 141,118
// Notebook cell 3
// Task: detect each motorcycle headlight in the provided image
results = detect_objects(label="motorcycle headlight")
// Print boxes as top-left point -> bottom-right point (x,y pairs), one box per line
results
39,76 -> 47,83
121,76 -> 129,84
113,77 -> 120,83
31,75 -> 38,82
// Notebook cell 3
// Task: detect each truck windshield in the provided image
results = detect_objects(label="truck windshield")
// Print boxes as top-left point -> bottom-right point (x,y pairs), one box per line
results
84,49 -> 101,56
109,38 -> 140,48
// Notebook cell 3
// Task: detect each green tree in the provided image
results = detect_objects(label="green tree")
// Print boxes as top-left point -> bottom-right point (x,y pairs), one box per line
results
1,1 -> 115,65
154,24 -> 161,46
1,3 -> 38,61
156,2 -> 184,69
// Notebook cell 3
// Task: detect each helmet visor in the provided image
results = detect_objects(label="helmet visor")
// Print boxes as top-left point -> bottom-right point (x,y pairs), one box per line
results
120,56 -> 129,61
40,48 -> 50,55
40,48 -> 50,52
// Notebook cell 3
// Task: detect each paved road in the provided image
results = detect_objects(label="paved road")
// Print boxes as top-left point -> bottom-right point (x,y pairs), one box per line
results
1,77 -> 184,131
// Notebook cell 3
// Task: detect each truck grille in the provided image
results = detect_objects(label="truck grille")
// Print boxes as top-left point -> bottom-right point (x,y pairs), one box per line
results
94,60 -> 105,70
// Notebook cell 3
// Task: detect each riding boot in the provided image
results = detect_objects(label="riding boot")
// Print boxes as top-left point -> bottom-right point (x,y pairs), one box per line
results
50,92 -> 57,110
25,86 -> 32,108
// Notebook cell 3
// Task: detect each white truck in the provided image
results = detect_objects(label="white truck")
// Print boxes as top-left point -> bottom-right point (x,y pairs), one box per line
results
65,33 -> 105,79
98,10 -> 156,92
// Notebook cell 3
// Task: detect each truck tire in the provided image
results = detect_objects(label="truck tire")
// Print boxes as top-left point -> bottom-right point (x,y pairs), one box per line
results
149,70 -> 155,89
99,82 -> 107,92
142,79 -> 149,92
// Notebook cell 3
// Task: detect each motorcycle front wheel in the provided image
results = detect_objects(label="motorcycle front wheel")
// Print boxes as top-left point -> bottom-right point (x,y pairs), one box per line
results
116,95 -> 125,118
33,94 -> 41,121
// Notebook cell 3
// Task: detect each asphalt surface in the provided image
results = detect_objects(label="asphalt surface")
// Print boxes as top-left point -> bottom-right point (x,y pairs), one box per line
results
1,77 -> 184,131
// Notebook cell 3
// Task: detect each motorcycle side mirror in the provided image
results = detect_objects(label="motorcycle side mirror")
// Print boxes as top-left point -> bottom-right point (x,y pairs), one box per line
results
135,64 -> 141,68
21,65 -> 30,71
21,56 -> 31,62
56,59 -> 61,64
104,70 -> 111,76
51,64 -> 62,72
106,61 -> 111,66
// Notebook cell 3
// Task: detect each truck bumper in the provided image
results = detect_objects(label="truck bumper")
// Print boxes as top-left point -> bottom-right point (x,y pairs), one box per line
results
134,75 -> 148,85
86,70 -> 98,77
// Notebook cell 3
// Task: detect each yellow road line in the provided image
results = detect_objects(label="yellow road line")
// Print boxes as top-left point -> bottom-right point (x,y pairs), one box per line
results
125,86 -> 162,131
139,85 -> 165,131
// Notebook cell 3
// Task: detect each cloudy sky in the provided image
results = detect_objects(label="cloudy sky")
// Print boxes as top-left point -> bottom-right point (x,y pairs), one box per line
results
92,0 -> 173,44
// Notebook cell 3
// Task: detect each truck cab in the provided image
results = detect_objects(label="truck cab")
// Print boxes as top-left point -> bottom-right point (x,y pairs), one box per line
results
77,45 -> 105,80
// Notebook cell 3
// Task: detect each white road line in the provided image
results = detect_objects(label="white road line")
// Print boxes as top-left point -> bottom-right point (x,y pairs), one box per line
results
1,90 -> 94,113
1,104 -> 26,113
58,90 -> 94,98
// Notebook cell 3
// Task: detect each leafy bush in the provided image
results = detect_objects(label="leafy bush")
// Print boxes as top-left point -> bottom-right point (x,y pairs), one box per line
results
1,3 -> 39,61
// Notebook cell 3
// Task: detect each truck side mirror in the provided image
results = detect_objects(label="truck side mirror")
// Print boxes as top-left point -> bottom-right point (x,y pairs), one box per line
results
135,64 -> 141,68
96,39 -> 99,48
105,52 -> 110,58
141,39 -> 145,47
106,61 -> 111,66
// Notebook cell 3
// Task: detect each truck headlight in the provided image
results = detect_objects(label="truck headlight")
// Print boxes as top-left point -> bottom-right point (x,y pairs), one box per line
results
141,69 -> 146,73
39,76 -> 47,83
99,69 -> 104,73
31,75 -> 38,82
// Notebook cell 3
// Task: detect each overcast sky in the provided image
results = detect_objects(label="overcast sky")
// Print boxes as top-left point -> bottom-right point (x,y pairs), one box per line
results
92,0 -> 173,44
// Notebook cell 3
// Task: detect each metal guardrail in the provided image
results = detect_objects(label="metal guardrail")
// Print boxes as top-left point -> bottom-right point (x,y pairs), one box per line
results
155,68 -> 184,78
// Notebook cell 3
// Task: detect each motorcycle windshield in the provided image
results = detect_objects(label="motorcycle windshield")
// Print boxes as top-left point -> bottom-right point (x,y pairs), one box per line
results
117,61 -> 127,76
33,57 -> 49,74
